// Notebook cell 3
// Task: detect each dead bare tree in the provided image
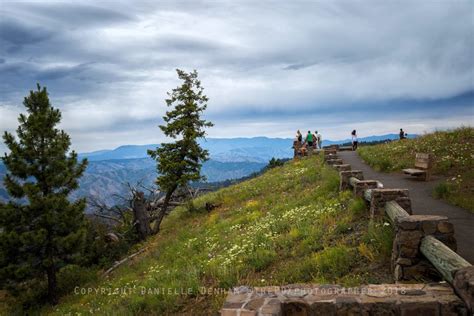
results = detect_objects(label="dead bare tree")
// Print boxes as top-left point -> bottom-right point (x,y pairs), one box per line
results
89,197 -> 131,225
89,182 -> 201,241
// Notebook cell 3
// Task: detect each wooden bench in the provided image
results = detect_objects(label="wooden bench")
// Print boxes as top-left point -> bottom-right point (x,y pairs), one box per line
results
402,153 -> 433,181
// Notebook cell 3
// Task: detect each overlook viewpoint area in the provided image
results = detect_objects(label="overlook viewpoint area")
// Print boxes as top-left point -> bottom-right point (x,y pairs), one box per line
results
17,128 -> 469,315
0,1 -> 473,316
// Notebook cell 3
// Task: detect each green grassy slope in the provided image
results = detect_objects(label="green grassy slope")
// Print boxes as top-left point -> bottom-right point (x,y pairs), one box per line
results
358,127 -> 474,212
39,155 -> 392,315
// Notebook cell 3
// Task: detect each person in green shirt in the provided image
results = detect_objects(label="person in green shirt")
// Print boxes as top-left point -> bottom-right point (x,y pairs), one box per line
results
306,130 -> 314,147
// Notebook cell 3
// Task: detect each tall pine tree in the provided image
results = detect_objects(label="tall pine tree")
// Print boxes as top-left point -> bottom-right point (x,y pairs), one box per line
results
148,69 -> 213,233
0,85 -> 88,304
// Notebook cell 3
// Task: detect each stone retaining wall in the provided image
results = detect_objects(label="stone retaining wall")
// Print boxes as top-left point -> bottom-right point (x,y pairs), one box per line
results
392,214 -> 456,281
367,188 -> 412,217
352,180 -> 378,198
333,164 -> 351,172
326,158 -> 343,166
339,170 -> 363,191
325,149 -> 473,313
221,284 -> 468,316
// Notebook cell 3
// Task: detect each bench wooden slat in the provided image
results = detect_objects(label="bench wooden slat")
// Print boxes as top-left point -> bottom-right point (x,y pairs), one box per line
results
414,153 -> 432,170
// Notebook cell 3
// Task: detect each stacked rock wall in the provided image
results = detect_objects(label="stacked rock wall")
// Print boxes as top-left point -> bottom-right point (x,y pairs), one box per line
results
221,284 -> 467,316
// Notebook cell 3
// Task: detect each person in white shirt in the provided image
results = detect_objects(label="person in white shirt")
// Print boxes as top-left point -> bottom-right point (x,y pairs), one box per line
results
351,130 -> 358,151
315,131 -> 322,149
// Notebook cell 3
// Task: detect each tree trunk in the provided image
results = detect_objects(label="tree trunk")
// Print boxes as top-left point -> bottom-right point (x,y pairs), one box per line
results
152,188 -> 176,234
46,265 -> 58,305
132,191 -> 152,240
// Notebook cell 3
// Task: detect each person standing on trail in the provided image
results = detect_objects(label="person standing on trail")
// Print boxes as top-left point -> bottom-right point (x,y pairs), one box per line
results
351,130 -> 358,151
399,128 -> 406,140
315,131 -> 322,149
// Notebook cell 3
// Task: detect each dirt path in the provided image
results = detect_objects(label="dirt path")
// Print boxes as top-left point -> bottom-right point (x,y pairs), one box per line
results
338,151 -> 474,264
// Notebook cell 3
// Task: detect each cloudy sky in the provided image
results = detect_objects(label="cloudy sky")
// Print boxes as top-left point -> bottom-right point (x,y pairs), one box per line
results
0,1 -> 473,153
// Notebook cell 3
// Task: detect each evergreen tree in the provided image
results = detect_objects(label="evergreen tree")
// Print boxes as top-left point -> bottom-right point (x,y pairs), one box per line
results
148,69 -> 213,233
0,85 -> 88,304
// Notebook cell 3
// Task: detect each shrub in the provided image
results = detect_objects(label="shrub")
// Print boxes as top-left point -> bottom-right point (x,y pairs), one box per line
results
280,256 -> 317,283
4,278 -> 48,313
245,249 -> 277,272
57,265 -> 97,297
348,198 -> 367,216
358,242 -> 375,262
267,157 -> 286,169
321,169 -> 340,193
186,200 -> 199,213
363,220 -> 394,259
434,182 -> 452,199
313,245 -> 354,279
81,219 -> 132,268
377,159 -> 394,172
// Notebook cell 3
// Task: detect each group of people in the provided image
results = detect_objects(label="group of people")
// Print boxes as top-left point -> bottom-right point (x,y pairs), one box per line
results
296,130 -> 322,149
294,128 -> 408,156
293,130 -> 322,157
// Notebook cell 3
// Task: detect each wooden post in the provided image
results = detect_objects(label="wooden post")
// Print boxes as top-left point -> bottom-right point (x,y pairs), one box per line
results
420,235 -> 471,284
385,200 -> 410,224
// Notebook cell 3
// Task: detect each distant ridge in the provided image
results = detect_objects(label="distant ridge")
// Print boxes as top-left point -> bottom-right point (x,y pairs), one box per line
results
78,134 -> 417,162
78,137 -> 293,162
1,134 -> 417,205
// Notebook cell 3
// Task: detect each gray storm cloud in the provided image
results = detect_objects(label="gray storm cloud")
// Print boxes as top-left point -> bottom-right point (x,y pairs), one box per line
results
0,1 -> 472,152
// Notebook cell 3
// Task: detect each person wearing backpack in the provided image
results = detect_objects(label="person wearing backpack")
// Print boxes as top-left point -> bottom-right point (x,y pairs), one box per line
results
296,130 -> 302,143
399,128 -> 406,140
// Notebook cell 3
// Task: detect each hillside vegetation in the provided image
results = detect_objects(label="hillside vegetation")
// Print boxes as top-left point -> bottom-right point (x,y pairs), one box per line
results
358,127 -> 474,212
37,155 -> 392,315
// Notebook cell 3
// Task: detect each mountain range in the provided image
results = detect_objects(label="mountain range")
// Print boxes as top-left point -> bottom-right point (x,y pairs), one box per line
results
77,134 -> 416,162
0,134 -> 416,207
